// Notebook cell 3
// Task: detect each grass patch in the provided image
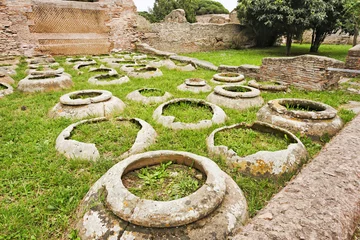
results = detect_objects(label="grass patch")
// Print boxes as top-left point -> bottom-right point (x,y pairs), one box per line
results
70,120 -> 140,159
139,88 -> 164,97
123,161 -> 205,201
224,86 -> 251,93
163,101 -> 213,123
183,44 -> 352,66
215,128 -> 292,157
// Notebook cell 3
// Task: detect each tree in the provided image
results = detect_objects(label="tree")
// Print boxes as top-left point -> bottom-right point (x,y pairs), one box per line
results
237,0 -> 312,55
342,0 -> 360,46
196,0 -> 229,15
150,0 -> 197,23
138,11 -> 157,23
308,0 -> 345,53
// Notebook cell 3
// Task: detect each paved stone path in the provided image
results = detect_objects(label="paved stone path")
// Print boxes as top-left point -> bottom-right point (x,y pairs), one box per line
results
233,113 -> 360,240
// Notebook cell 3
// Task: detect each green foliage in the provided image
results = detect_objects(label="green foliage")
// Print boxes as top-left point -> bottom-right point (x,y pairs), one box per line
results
124,162 -> 205,201
342,0 -> 360,46
196,0 -> 229,15
138,11 -> 157,23
148,0 -> 228,23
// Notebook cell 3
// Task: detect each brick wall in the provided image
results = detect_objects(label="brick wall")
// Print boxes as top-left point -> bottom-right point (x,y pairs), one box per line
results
345,44 -> 360,70
0,0 -> 137,56
259,55 -> 345,90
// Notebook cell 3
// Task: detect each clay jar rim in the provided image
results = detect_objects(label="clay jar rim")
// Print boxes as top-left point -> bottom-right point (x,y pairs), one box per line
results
104,150 -> 226,228
185,78 -> 207,87
213,72 -> 245,83
268,98 -> 337,120
214,85 -> 261,99
60,90 -> 112,106
248,80 -> 288,91
0,82 -> 11,90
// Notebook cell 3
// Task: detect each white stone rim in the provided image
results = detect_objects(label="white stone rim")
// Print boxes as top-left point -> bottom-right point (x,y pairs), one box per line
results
185,78 -> 207,87
214,85 -> 261,98
213,72 -> 245,83
153,98 -> 227,130
268,98 -> 337,120
60,90 -> 113,106
104,150 -> 226,228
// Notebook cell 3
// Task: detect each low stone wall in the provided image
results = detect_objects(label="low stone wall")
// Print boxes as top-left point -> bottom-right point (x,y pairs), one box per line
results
259,55 -> 345,90
1,0 -> 137,56
137,20 -> 255,53
234,113 -> 360,239
302,30 -> 360,45
346,44 -> 360,70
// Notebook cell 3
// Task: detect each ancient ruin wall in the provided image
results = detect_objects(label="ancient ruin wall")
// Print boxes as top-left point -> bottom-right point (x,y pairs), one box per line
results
345,44 -> 360,70
1,0 -> 137,56
137,22 -> 255,53
259,55 -> 345,90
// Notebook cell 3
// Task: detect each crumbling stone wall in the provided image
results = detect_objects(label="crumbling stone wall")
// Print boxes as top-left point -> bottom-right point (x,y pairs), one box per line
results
196,14 -> 230,23
259,55 -> 345,90
1,0 -> 137,56
137,17 -> 255,53
302,30 -> 360,45
345,44 -> 360,70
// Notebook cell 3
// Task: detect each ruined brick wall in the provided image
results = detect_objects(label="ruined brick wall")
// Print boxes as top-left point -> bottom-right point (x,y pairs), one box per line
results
0,0 -> 138,56
345,44 -> 360,70
137,21 -> 255,53
260,55 -> 345,90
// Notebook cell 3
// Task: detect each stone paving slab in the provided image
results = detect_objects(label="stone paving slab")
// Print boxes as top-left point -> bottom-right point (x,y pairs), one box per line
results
233,113 -> 360,240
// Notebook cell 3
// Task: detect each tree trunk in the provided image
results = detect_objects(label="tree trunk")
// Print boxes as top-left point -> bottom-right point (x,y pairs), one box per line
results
353,24 -> 358,46
310,28 -> 327,53
286,32 -> 293,56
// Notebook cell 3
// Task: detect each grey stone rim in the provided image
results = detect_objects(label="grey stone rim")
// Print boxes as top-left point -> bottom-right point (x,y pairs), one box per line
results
104,150 -> 227,228
268,98 -> 337,120
214,85 -> 261,98
0,82 -> 13,97
60,90 -> 113,106
153,98 -> 227,130
207,121 -> 308,176
248,80 -> 288,92
213,72 -> 245,83
185,78 -> 207,86
55,117 -> 157,161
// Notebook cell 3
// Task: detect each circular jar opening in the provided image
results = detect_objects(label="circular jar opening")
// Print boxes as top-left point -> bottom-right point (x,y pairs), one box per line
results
279,99 -> 326,112
163,100 -> 213,123
224,86 -> 252,93
0,83 -> 8,90
28,74 -> 60,80
122,161 -> 206,201
185,78 -> 206,86
135,67 -> 158,72
139,88 -> 165,97
219,73 -> 239,78
114,60 -> 136,65
70,91 -> 102,100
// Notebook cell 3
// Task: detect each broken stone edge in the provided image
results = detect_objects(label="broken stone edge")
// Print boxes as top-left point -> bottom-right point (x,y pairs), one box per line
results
126,88 -> 172,104
0,82 -> 14,98
153,98 -> 227,130
55,117 -> 157,161
248,80 -> 289,92
207,121 -> 309,177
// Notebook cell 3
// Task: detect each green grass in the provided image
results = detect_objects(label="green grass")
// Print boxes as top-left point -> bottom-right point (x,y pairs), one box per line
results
215,128 -> 292,157
162,101 -> 214,123
123,161 -> 205,201
183,44 -> 352,66
71,120 -> 140,159
1,46 -> 360,239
